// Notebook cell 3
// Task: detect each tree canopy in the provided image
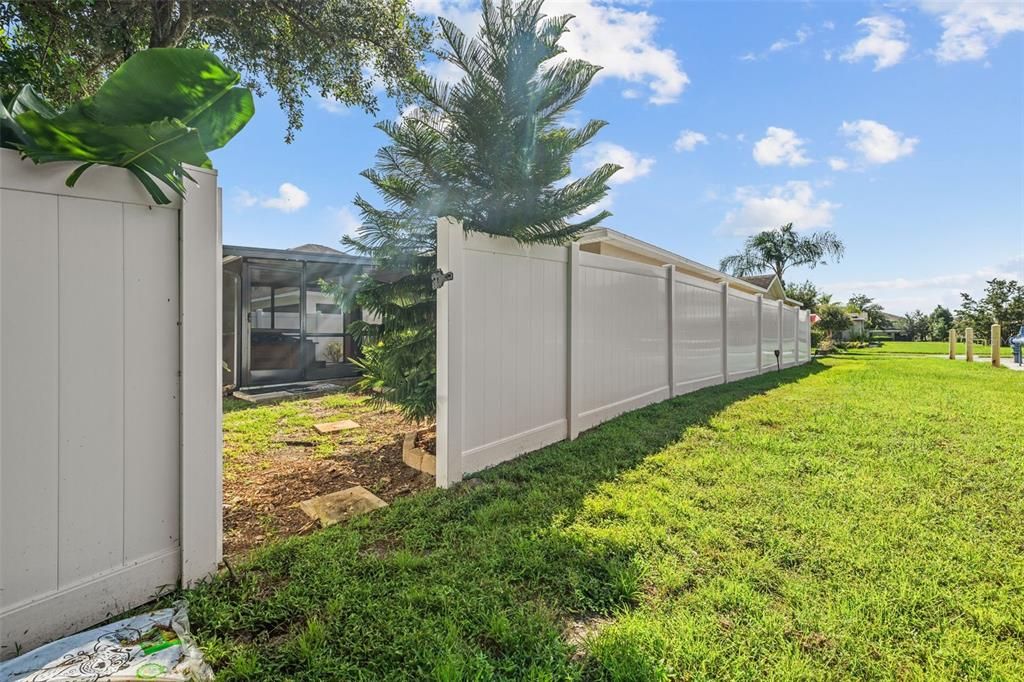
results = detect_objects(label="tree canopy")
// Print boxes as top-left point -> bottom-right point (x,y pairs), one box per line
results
719,223 -> 845,288
0,0 -> 430,141
955,278 -> 1024,344
340,0 -> 619,420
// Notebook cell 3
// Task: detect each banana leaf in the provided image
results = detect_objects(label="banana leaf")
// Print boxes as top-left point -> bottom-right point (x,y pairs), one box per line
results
1,85 -> 54,148
6,49 -> 253,205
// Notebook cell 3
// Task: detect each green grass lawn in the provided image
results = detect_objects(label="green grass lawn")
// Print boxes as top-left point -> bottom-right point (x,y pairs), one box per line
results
189,356 -> 1023,680
846,340 -> 1013,358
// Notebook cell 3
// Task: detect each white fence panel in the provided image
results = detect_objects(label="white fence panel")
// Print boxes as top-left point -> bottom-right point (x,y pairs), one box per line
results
436,219 -> 812,487
761,299 -> 781,372
459,231 -> 569,475
0,150 -> 221,658
727,289 -> 759,380
782,305 -> 798,366
798,310 -> 811,361
576,252 -> 670,432
673,273 -> 724,393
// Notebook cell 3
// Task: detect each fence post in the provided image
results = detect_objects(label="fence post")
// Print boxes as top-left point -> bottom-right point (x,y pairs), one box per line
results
755,294 -> 763,373
949,329 -> 956,359
567,243 -> 581,440
721,282 -> 729,382
965,327 -> 974,362
435,217 -> 464,487
777,300 -> 784,370
666,265 -> 676,397
992,324 -> 1001,367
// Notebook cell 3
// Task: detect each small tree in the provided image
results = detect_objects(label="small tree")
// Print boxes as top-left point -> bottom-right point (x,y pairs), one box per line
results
928,305 -> 953,341
816,302 -> 851,340
846,293 -> 887,330
784,280 -> 822,312
719,223 -> 845,288
903,310 -> 930,341
343,0 -> 619,421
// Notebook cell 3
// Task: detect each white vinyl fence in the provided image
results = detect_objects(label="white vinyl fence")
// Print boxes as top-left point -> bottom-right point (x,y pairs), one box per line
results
0,150 -> 222,658
436,219 -> 812,487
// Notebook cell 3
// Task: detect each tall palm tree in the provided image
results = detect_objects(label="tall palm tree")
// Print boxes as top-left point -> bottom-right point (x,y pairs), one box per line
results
719,223 -> 845,288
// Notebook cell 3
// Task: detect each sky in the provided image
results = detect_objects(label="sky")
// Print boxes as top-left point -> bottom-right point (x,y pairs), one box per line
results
211,0 -> 1024,316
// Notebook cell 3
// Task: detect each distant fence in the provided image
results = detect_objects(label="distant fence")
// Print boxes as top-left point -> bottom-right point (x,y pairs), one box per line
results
435,219 -> 812,487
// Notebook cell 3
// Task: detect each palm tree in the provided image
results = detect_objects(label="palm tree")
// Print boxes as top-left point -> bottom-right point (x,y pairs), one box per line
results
719,223 -> 845,288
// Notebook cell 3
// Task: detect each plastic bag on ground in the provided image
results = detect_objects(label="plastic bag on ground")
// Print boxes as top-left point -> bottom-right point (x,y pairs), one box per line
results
0,600 -> 212,682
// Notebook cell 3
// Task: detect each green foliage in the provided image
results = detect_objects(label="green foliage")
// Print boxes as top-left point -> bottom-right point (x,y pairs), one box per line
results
719,223 -> 845,288
323,342 -> 345,364
901,309 -> 930,341
815,302 -> 851,339
928,305 -> 953,341
344,0 -> 619,421
845,292 -> 888,329
185,357 -> 1024,678
0,0 -> 429,142
784,280 -> 823,313
955,278 -> 1024,345
2,48 -> 253,204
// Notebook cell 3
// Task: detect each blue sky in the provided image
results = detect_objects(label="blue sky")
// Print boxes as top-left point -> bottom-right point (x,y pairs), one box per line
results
212,0 -> 1024,315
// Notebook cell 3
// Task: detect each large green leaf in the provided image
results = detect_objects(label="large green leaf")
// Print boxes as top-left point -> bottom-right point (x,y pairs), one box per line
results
6,48 -> 253,204
83,48 -> 254,152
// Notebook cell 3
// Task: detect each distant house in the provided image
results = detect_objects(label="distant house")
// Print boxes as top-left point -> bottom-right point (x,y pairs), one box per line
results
577,228 -> 802,305
223,243 -> 373,388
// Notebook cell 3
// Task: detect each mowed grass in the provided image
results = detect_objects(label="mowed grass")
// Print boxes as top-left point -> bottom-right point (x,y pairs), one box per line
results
188,356 -> 1023,680
847,340 -> 1013,358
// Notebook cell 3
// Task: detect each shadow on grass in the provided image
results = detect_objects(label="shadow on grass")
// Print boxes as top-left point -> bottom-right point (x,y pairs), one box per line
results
187,362 -> 829,679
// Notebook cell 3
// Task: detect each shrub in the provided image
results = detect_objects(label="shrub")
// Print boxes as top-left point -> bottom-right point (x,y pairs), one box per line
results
324,342 -> 345,364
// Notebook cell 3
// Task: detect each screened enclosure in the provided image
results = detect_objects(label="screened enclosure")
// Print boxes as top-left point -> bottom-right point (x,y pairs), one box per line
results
223,244 -> 373,388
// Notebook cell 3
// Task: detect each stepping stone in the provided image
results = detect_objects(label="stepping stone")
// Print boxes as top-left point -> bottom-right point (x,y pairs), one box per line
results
297,486 -> 387,527
402,431 -> 436,476
313,419 -> 360,434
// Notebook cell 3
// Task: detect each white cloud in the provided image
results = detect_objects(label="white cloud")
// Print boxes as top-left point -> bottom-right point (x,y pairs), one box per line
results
770,26 -> 812,52
828,157 -> 850,171
840,119 -> 918,164
550,0 -> 689,104
825,259 -> 1022,314
332,206 -> 362,239
674,129 -> 708,152
841,16 -> 910,70
582,142 -> 655,184
416,0 -> 688,104
317,96 -> 350,115
822,20 -> 836,31
752,127 -> 812,167
718,181 -> 839,236
238,182 -> 310,213
921,1 -> 1024,63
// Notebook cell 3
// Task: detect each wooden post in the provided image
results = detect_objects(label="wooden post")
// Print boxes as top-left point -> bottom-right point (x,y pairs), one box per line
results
567,243 -> 580,439
666,265 -> 676,397
965,327 -> 974,362
949,329 -> 956,359
991,324 -> 1001,367
435,217 -> 464,487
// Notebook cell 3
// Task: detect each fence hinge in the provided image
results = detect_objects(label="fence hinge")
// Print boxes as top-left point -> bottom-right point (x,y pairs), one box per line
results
431,268 -> 454,290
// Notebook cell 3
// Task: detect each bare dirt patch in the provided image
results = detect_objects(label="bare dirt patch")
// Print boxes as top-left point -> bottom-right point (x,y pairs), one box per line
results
223,394 -> 434,559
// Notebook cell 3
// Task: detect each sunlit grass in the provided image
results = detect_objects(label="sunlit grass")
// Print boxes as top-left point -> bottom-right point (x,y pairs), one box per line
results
190,356 -> 1022,680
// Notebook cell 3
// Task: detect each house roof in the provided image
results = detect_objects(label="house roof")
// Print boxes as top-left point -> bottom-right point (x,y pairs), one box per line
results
739,274 -> 777,289
290,243 -> 344,255
579,228 -> 803,306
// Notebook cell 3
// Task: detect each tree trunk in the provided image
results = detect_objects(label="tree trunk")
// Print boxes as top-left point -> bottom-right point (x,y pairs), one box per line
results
149,0 -> 193,48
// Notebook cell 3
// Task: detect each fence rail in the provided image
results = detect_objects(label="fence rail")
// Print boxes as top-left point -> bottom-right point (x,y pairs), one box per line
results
436,219 -> 811,487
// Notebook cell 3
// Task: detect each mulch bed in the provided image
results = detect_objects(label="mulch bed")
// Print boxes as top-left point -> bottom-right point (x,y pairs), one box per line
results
223,405 -> 434,559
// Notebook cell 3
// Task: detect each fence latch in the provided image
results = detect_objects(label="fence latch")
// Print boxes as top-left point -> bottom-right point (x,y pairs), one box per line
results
431,269 -> 454,290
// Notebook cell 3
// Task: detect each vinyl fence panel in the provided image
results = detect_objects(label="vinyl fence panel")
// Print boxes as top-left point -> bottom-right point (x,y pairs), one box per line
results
0,150 -> 221,658
782,305 -> 798,366
727,289 -> 759,380
435,219 -> 811,487
673,273 -> 725,393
